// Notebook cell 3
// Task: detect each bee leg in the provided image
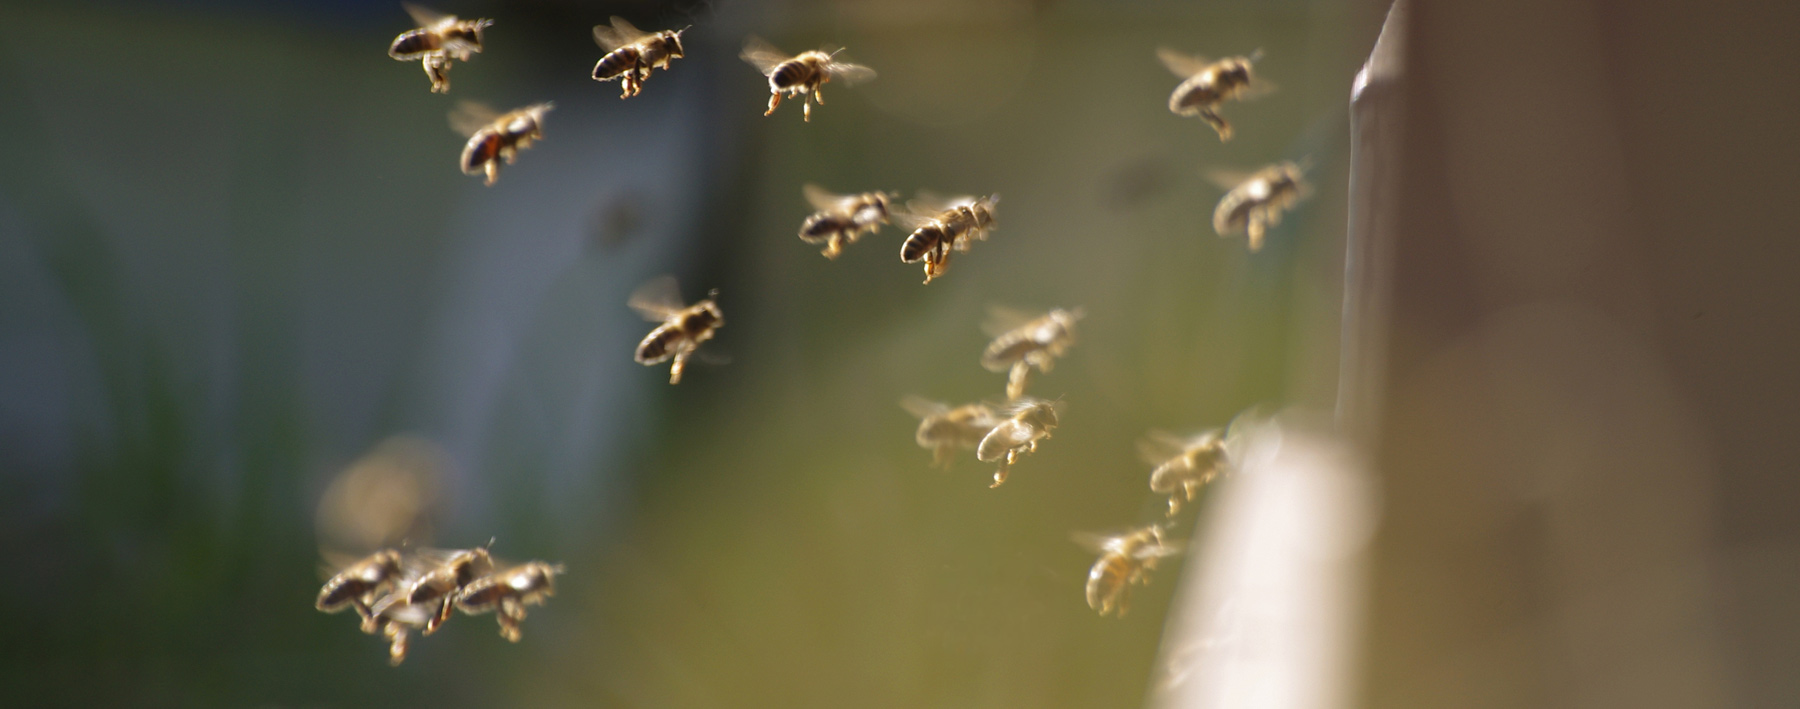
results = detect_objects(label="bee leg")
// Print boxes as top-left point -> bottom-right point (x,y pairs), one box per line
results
1006,363 -> 1030,400
823,235 -> 842,260
814,86 -> 825,105
802,95 -> 813,122
385,624 -> 411,665
1201,109 -> 1232,141
668,352 -> 688,385
483,161 -> 499,186
765,91 -> 782,116
990,463 -> 1009,488
1167,495 -> 1182,517
1247,214 -> 1267,252
933,445 -> 954,468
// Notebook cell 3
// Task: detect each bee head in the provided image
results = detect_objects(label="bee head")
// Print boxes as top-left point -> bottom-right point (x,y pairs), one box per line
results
668,28 -> 690,57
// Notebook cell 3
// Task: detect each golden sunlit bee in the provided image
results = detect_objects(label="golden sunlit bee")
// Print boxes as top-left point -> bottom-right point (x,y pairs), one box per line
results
1157,48 -> 1270,141
740,37 -> 877,122
976,397 -> 1062,487
798,184 -> 896,259
404,545 -> 495,635
900,396 -> 1000,468
365,593 -> 435,665
450,101 -> 553,186
388,3 -> 492,93
591,17 -> 687,98
980,306 -> 1083,400
316,549 -> 405,629
455,561 -> 563,642
1075,524 -> 1183,617
1139,429 -> 1231,516
630,276 -> 724,385
1208,161 -> 1309,252
895,193 -> 1000,284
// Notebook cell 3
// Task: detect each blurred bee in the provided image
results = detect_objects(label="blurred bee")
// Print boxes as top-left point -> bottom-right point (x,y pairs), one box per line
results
895,193 -> 1000,284
388,3 -> 492,93
976,397 -> 1062,487
450,101 -> 553,186
1207,161 -> 1310,252
1074,524 -> 1183,617
403,545 -> 495,634
740,37 -> 877,122
365,592 -> 436,665
980,306 -> 1083,400
316,549 -> 405,630
1139,430 -> 1231,517
456,561 -> 564,642
630,276 -> 724,385
900,396 -> 1000,468
798,184 -> 896,259
591,17 -> 687,99
1157,48 -> 1271,141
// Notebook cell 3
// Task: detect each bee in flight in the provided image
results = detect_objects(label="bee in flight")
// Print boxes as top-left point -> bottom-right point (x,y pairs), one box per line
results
365,593 -> 436,665
900,396 -> 1000,468
980,306 -> 1083,400
388,3 -> 492,93
976,397 -> 1062,487
1207,161 -> 1309,252
450,101 -> 553,186
1157,48 -> 1271,141
316,549 -> 405,631
455,561 -> 564,642
895,193 -> 1000,284
630,276 -> 724,385
740,37 -> 877,122
1074,524 -> 1183,617
798,184 -> 896,259
1139,429 -> 1233,516
401,545 -> 495,635
591,16 -> 687,98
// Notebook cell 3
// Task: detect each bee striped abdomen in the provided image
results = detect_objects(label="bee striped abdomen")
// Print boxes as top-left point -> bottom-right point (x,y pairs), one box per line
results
594,47 -> 643,81
770,61 -> 813,91
800,213 -> 855,242
981,336 -> 1036,372
900,227 -> 946,263
636,324 -> 681,363
1086,556 -> 1129,611
389,30 -> 441,59
461,132 -> 504,174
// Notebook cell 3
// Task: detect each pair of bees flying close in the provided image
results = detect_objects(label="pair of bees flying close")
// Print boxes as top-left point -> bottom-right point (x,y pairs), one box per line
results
316,545 -> 563,665
795,186 -> 1001,284
903,306 -> 1082,488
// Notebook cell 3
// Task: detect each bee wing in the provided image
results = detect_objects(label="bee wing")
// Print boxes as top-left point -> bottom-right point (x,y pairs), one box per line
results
403,2 -> 450,28
899,395 -> 951,419
889,208 -> 936,231
907,190 -> 975,216
826,60 -> 877,85
594,16 -> 650,50
1202,168 -> 1255,192
980,304 -> 1039,338
1156,47 -> 1212,77
1070,531 -> 1117,553
1136,430 -> 1191,465
984,419 -> 1037,448
628,275 -> 686,321
1133,540 -> 1186,560
740,36 -> 792,75
801,183 -> 854,212
448,101 -> 500,137
1239,76 -> 1279,101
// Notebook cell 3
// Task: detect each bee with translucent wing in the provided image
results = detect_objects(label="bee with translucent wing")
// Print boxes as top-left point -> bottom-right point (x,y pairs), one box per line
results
1158,47 -> 1273,141
450,101 -> 553,186
455,561 -> 564,642
975,396 -> 1061,487
1074,524 -> 1183,617
895,192 -> 1000,284
1139,430 -> 1230,517
630,276 -> 724,385
1206,160 -> 1310,252
591,17 -> 687,98
901,396 -> 1000,468
741,37 -> 877,122
798,184 -> 897,259
980,306 -> 1082,400
388,3 -> 492,93
316,549 -> 405,631
402,544 -> 495,635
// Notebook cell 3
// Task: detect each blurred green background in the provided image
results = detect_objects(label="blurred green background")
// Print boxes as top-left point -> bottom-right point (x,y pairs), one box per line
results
0,0 -> 1371,705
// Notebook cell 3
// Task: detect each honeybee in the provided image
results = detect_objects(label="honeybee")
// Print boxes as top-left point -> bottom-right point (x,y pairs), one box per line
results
630,276 -> 724,385
980,306 -> 1083,400
388,4 -> 492,93
976,397 -> 1062,487
403,545 -> 495,634
591,17 -> 687,98
1074,524 -> 1183,617
1207,161 -> 1309,252
895,193 -> 1000,284
455,561 -> 564,642
450,101 -> 553,186
900,396 -> 1000,468
798,184 -> 896,259
1139,430 -> 1231,517
316,549 -> 405,629
1157,48 -> 1271,141
740,37 -> 877,122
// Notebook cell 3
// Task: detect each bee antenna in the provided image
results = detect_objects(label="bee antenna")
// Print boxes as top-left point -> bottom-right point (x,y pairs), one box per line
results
707,288 -> 720,300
